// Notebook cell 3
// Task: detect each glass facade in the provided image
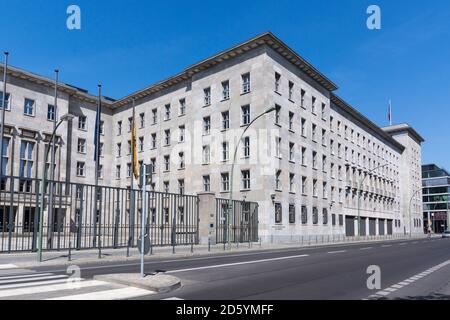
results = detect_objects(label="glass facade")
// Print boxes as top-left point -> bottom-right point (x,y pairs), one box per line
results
422,164 -> 450,233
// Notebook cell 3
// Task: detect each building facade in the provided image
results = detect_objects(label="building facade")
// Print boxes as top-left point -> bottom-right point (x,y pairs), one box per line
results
0,32 -> 424,241
422,164 -> 450,233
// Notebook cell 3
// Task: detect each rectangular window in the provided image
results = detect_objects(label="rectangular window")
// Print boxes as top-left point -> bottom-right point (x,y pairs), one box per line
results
301,118 -> 306,137
242,170 -> 251,190
275,137 -> 281,158
77,139 -> 86,154
275,105 -> 281,125
322,129 -> 326,146
163,181 -> 170,194
289,204 -> 295,224
275,203 -> 282,224
312,96 -> 316,114
164,104 -> 171,121
152,108 -> 158,124
179,98 -> 186,116
117,121 -> 122,135
289,173 -> 295,193
47,105 -> 55,121
127,163 -> 131,177
151,133 -> 157,149
76,161 -> 85,177
322,155 -> 327,172
204,87 -> 211,106
138,137 -> 144,152
288,81 -> 294,100
221,173 -> 229,192
313,179 -> 318,197
178,179 -> 185,194
139,113 -> 145,128
275,72 -> 281,92
164,155 -> 170,171
203,116 -> 211,135
312,125 -> 319,143
243,137 -> 250,158
289,142 -> 295,162
179,125 -> 185,142
202,145 -> 210,164
323,182 -> 327,199
312,151 -> 317,169
1,137 -> 10,180
164,129 -> 171,146
276,170 -> 282,190
301,147 -> 307,166
241,105 -> 251,125
321,103 -> 326,119
289,112 -> 294,131
222,141 -> 229,161
222,80 -> 230,100
222,111 -> 229,130
24,98 -> 34,116
300,89 -> 306,108
179,152 -> 185,169
0,91 -> 10,110
116,165 -> 121,179
78,116 -> 87,130
128,117 -> 133,132
19,141 -> 34,181
97,164 -> 103,179
301,206 -> 308,224
301,176 -> 307,194
242,73 -> 251,93
203,175 -> 210,192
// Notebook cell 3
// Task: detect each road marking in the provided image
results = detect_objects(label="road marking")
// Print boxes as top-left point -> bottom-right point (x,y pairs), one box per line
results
46,287 -> 154,300
366,258 -> 450,300
0,280 -> 107,298
0,273 -> 53,280
164,297 -> 184,300
381,245 -> 392,248
0,264 -> 18,270
166,254 -> 310,274
327,250 -> 346,254
399,243 -> 407,246
0,275 -> 67,285
0,278 -> 71,290
360,247 -> 373,250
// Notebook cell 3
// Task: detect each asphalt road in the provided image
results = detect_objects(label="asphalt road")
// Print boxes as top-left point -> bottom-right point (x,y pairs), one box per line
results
25,237 -> 450,300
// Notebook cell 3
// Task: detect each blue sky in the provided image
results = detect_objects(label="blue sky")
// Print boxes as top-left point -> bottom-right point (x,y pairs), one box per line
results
1,0 -> 450,168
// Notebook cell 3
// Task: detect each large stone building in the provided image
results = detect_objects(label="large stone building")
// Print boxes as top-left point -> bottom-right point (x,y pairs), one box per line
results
0,32 -> 424,241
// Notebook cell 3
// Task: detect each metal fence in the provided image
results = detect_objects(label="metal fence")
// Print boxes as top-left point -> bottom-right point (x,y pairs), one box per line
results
215,198 -> 259,244
0,176 -> 199,253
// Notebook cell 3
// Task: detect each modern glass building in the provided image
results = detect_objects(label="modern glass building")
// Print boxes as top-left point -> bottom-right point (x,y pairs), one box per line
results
422,164 -> 450,233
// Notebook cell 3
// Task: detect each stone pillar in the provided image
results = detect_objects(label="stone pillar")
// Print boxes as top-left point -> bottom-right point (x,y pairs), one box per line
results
197,192 -> 216,245
375,218 -> 379,236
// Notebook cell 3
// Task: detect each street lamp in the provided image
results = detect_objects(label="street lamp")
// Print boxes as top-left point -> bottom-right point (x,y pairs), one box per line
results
227,107 -> 276,249
357,163 -> 389,240
408,188 -> 422,238
37,113 -> 74,262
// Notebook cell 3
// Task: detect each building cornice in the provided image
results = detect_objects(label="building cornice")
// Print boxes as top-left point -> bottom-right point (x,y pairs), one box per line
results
111,31 -> 339,108
330,93 -> 406,152
381,124 -> 425,144
0,64 -> 114,106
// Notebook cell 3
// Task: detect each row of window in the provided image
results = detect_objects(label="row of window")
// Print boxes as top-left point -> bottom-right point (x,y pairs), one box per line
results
274,203 -> 344,226
0,91 -> 58,120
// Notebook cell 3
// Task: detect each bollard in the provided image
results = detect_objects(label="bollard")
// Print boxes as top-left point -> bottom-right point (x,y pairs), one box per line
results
191,234 -> 194,254
98,238 -> 102,259
259,237 -> 262,247
126,237 -> 131,258
208,237 -> 211,252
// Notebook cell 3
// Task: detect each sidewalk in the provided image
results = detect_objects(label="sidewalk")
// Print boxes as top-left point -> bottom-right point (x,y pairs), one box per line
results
0,234 -> 434,269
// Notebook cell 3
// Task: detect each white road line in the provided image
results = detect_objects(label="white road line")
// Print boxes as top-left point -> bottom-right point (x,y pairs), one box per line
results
365,258 -> 450,300
166,254 -> 310,274
0,264 -> 18,270
360,247 -> 373,250
327,250 -> 346,254
164,297 -> 184,300
0,275 -> 67,285
0,278 -> 70,290
399,243 -> 407,246
0,273 -> 54,280
46,287 -> 154,300
381,245 -> 392,248
0,280 -> 107,298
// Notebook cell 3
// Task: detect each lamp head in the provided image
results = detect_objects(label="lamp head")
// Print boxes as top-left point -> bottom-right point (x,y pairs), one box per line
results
60,113 -> 75,122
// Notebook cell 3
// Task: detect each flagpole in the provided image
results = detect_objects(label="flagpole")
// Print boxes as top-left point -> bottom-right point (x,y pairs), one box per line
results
129,99 -> 136,246
0,52 -> 9,181
93,84 -> 102,251
389,99 -> 392,126
47,69 -> 59,248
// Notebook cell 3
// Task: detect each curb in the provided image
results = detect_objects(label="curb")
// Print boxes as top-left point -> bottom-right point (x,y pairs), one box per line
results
94,273 -> 182,293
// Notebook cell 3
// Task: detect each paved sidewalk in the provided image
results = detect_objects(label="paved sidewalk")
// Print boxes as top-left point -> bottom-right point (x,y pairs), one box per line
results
0,234 -> 434,269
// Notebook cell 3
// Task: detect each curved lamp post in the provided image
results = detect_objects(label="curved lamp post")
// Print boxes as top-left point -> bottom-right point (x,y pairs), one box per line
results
37,113 -> 74,262
357,163 -> 389,239
227,107 -> 276,249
